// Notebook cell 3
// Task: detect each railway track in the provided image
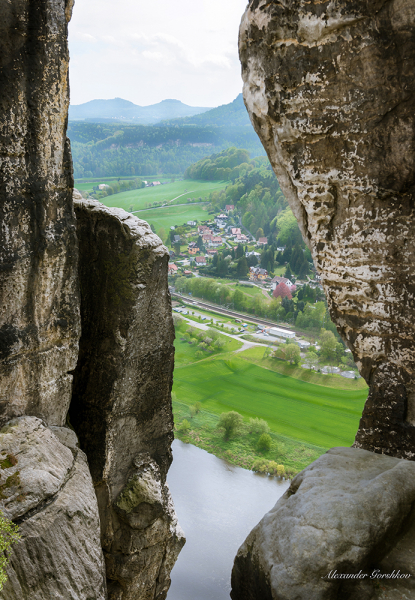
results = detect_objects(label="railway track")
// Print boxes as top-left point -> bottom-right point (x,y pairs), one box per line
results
171,293 -> 295,333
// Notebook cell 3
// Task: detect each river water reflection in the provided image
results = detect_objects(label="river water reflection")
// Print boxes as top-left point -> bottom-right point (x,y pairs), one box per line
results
166,439 -> 290,600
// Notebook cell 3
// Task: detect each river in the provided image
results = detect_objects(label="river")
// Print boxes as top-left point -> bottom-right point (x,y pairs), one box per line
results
166,439 -> 290,600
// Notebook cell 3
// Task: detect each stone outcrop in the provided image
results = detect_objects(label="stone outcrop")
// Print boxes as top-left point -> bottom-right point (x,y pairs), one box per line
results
71,197 -> 184,600
231,447 -> 415,600
239,0 -> 415,459
0,416 -> 106,600
0,0 -> 80,427
0,2 -> 183,596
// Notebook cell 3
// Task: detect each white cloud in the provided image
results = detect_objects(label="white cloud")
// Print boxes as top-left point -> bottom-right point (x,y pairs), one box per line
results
68,0 -> 248,107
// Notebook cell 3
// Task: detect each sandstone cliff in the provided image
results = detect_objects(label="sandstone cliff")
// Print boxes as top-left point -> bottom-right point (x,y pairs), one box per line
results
233,2 -> 415,598
0,2 -> 183,598
239,0 -> 415,459
0,0 -> 80,427
72,197 -> 184,600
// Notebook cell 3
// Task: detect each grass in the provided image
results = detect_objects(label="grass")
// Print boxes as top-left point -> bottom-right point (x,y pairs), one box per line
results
174,333 -> 242,368
173,400 -> 326,475
239,346 -> 368,391
172,355 -> 368,449
97,179 -> 229,213
132,204 -> 210,232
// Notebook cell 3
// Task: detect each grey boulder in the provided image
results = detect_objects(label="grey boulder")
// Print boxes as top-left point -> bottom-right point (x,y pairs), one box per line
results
231,447 -> 415,600
0,416 -> 106,600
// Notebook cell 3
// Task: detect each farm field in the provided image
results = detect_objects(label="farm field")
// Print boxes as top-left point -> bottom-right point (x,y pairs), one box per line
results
239,347 -> 368,391
95,179 -> 229,213
134,203 -> 209,231
172,355 -> 368,449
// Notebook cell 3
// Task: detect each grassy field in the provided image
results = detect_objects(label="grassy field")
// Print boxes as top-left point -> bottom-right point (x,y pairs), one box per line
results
172,355 -> 367,449
173,400 -> 326,475
135,204 -> 210,232
239,347 -> 368,391
174,335 -> 242,367
94,179 -> 229,213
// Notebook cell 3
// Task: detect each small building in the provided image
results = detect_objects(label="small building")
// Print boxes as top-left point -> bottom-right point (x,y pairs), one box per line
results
151,181 -> 161,186
257,237 -> 268,246
98,183 -> 110,190
231,228 -> 241,236
198,225 -> 211,234
195,256 -> 207,266
202,234 -> 213,242
207,249 -> 218,255
269,327 -> 295,339
209,236 -> 223,247
188,246 -> 198,255
225,205 -> 234,213
173,235 -> 181,244
168,263 -> 178,275
249,266 -> 268,281
246,251 -> 261,258
187,220 -> 197,226
271,276 -> 294,290
183,270 -> 193,275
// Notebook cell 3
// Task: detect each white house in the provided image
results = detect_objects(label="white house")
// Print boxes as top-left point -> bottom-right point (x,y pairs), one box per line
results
269,327 -> 295,339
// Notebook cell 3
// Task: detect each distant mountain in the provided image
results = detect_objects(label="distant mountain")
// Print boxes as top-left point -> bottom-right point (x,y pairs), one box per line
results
68,97 -> 213,124
161,94 -> 251,127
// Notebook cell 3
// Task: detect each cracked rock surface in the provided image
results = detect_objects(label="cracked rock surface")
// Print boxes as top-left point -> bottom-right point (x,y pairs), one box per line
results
231,447 -> 415,600
0,0 -> 80,427
0,416 -> 106,600
71,197 -> 184,600
239,0 -> 415,459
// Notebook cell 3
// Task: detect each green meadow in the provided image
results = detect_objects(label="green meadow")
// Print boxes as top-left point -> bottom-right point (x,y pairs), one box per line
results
173,355 -> 367,449
88,179 -> 229,212
133,203 -> 210,231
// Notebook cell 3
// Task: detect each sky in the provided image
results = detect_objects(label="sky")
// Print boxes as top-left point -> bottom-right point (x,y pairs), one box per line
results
68,0 -> 248,108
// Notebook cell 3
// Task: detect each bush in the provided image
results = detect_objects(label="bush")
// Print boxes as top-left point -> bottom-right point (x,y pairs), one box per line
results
179,419 -> 191,432
258,433 -> 272,451
0,511 -> 20,590
217,411 -> 244,440
172,314 -> 184,328
194,402 -> 201,413
248,417 -> 270,435
195,351 -> 204,358
189,406 -> 197,418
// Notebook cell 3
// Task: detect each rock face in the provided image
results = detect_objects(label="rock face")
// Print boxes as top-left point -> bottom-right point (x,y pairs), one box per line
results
0,416 -> 106,600
239,0 -> 415,459
0,1 -> 183,594
231,447 -> 415,600
71,197 -> 184,600
0,0 -> 80,427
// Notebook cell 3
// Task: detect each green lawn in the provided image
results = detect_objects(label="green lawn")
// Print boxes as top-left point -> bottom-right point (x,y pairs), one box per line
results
239,347 -> 368,391
134,204 -> 209,231
172,355 -> 368,449
96,179 -> 229,213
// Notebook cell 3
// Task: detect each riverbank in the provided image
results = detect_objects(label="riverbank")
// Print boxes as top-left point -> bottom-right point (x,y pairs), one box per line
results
172,400 -> 326,477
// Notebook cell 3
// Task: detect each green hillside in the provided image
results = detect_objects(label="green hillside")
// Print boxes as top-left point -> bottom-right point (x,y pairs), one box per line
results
173,356 -> 367,449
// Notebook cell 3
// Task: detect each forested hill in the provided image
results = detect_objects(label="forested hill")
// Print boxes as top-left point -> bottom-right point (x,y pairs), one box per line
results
68,119 -> 263,178
161,94 -> 251,127
69,97 -> 212,124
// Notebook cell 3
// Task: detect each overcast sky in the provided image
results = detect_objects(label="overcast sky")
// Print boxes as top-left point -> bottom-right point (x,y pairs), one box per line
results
68,0 -> 248,108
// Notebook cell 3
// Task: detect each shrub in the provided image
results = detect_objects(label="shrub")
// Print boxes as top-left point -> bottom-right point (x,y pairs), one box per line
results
195,351 -> 204,358
189,406 -> 197,418
194,402 -> 201,414
172,314 -> 184,328
258,433 -> 272,452
217,411 -> 244,440
248,417 -> 270,435
179,419 -> 191,432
